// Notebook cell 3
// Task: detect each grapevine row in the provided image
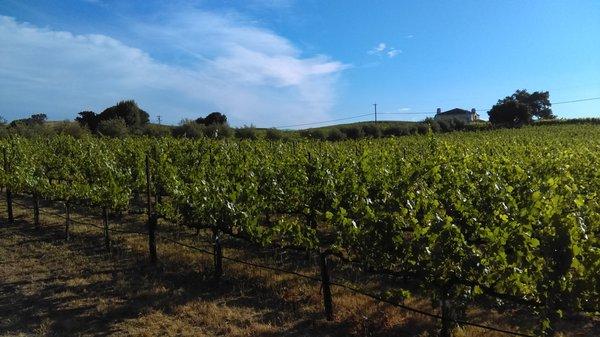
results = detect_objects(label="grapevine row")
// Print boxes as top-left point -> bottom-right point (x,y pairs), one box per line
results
1,125 -> 598,336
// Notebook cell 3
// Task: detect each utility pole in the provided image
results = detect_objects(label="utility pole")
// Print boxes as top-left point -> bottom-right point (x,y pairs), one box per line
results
157,115 -> 161,125
373,103 -> 378,122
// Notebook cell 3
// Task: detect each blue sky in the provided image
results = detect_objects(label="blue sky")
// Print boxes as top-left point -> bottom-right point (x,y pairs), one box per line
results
1,0 -> 599,127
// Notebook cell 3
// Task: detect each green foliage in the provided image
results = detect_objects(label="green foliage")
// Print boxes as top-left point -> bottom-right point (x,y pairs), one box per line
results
75,111 -> 98,130
10,113 -> 48,127
416,123 -> 429,134
265,128 -> 288,141
76,100 -> 149,133
172,121 -> 205,138
142,124 -> 172,138
7,122 -> 54,138
361,124 -> 383,138
30,113 -> 47,124
489,89 -> 554,126
99,100 -> 149,128
204,124 -> 233,139
52,121 -> 90,138
196,112 -> 227,126
340,125 -> 365,139
1,123 -> 599,335
235,126 -> 259,140
299,129 -> 327,140
326,128 -> 346,141
173,121 -> 233,139
97,118 -> 128,138
382,125 -> 410,137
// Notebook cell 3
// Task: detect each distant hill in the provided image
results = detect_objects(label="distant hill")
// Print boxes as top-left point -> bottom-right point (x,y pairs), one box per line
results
303,120 -> 418,132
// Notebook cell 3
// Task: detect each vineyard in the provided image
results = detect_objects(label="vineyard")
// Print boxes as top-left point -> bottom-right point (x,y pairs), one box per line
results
1,124 -> 599,336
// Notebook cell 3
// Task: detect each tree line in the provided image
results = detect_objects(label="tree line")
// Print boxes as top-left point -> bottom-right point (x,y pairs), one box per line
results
1,89 -> 596,140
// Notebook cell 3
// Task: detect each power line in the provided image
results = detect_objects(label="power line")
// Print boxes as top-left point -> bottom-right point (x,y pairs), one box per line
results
379,111 -> 436,115
552,96 -> 600,105
275,113 -> 373,129
273,95 -> 600,129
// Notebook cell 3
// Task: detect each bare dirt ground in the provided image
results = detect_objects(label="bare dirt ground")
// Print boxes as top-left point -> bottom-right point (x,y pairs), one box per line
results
0,198 -> 598,337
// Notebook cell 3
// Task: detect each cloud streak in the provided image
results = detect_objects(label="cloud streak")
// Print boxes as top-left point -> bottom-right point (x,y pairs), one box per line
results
0,12 -> 347,126
367,42 -> 401,58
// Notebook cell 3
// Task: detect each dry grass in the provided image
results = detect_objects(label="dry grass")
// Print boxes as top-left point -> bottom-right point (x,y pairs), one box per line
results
0,196 -> 598,337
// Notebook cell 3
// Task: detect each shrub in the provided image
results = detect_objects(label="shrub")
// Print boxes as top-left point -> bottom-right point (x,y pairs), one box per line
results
327,128 -> 346,141
97,118 -> 128,138
143,124 -> 172,137
383,125 -> 409,137
0,126 -> 8,138
53,121 -> 90,138
341,126 -> 364,139
172,122 -> 204,138
427,120 -> 441,133
416,123 -> 429,134
235,126 -> 259,140
362,124 -> 382,138
452,119 -> 466,131
407,125 -> 419,135
7,122 -> 54,138
205,124 -> 233,139
265,128 -> 288,141
437,120 -> 453,132
299,129 -> 326,140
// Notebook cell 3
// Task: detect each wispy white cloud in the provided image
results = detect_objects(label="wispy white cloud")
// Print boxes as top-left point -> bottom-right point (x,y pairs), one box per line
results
368,42 -> 386,55
0,12 -> 347,126
368,42 -> 401,58
387,48 -> 401,58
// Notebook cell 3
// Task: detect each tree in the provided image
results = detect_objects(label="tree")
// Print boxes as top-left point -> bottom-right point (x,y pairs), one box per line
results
75,111 -> 99,131
10,113 -> 47,127
30,113 -> 47,124
488,90 -> 554,126
99,100 -> 149,128
513,90 -> 554,119
196,112 -> 227,126
488,100 -> 531,126
488,89 -> 556,126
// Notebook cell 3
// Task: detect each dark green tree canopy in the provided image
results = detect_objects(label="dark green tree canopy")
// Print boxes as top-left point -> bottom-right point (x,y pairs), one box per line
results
30,113 -> 48,124
99,100 -> 149,128
75,111 -> 99,130
488,100 -> 532,126
196,112 -> 227,126
10,113 -> 47,127
75,100 -> 149,132
488,89 -> 554,126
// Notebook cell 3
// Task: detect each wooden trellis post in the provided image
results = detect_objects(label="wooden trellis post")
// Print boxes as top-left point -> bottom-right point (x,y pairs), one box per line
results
33,193 -> 40,228
3,148 -> 13,224
145,154 -> 157,264
102,207 -> 110,252
64,202 -> 71,240
213,229 -> 223,280
319,251 -> 334,321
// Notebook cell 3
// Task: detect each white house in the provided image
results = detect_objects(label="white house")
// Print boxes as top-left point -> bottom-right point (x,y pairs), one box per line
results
433,108 -> 479,123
